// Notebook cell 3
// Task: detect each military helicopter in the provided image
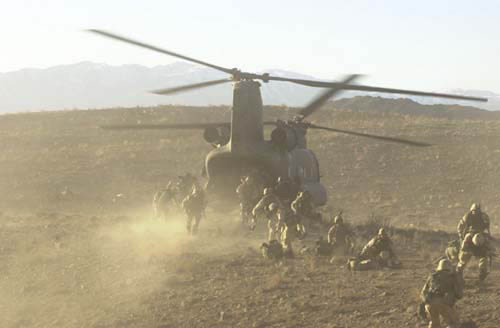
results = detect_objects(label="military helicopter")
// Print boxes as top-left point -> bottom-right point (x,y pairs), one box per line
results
89,30 -> 487,206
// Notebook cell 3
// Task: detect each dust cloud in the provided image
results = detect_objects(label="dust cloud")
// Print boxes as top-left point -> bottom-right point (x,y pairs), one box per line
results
0,209 -> 254,328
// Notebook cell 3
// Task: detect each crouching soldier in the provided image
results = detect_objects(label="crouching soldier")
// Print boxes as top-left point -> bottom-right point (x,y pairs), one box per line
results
260,239 -> 284,260
420,259 -> 464,328
457,232 -> 495,283
181,186 -> 206,235
328,213 -> 354,256
347,228 -> 400,271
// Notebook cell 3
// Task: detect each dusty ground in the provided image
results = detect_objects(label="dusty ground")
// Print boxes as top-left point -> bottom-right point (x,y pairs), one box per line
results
1,209 -> 499,328
1,98 -> 500,327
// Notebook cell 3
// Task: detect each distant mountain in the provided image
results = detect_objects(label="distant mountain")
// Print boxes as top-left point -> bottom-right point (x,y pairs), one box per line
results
0,62 -> 498,113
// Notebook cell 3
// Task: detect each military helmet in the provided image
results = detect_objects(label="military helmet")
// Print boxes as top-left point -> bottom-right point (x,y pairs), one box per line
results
263,188 -> 272,196
334,215 -> 343,224
436,259 -> 453,272
378,228 -> 387,237
470,203 -> 481,212
379,251 -> 391,261
472,233 -> 485,247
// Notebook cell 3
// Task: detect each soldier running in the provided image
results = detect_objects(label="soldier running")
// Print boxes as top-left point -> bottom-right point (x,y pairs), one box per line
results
456,203 -> 494,282
181,186 -> 206,235
291,191 -> 315,229
274,176 -> 297,205
252,188 -> 281,241
236,175 -> 261,229
327,213 -> 354,256
153,181 -> 176,220
278,205 -> 305,258
420,259 -> 464,328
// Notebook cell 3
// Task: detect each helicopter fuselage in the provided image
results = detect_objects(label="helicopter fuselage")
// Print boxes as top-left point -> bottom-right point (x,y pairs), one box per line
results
204,80 -> 327,206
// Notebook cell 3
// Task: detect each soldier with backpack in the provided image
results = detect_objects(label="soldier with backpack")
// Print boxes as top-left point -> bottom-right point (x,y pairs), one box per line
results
420,259 -> 464,328
181,186 -> 206,235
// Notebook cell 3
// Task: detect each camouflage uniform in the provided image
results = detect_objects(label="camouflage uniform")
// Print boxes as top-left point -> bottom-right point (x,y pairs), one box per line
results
236,176 -> 261,228
348,229 -> 400,270
457,203 -> 491,240
327,214 -> 354,255
456,203 -> 494,281
252,188 -> 281,241
274,176 -> 297,205
278,206 -> 305,257
153,181 -> 176,219
291,191 -> 314,229
420,259 -> 464,328
457,232 -> 494,282
181,187 -> 206,235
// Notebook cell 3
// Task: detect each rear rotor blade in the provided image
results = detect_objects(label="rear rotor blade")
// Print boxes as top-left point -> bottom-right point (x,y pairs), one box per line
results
297,74 -> 361,120
151,79 -> 231,95
88,29 -> 234,74
100,122 -> 230,130
308,123 -> 431,147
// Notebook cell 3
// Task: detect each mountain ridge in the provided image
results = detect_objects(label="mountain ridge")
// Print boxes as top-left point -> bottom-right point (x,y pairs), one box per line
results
0,61 -> 498,113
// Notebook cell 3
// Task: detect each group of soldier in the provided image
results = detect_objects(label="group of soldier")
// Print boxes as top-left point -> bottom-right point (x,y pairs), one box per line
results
154,173 -> 495,327
417,203 -> 495,328
153,173 -> 207,235
246,177 -> 495,328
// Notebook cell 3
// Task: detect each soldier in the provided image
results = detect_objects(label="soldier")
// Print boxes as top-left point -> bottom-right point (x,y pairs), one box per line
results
278,205 -> 305,258
181,186 -> 206,235
274,176 -> 296,205
291,191 -> 315,230
327,213 -> 354,255
348,228 -> 400,271
153,181 -> 176,220
236,176 -> 261,228
457,232 -> 495,282
420,259 -> 464,328
457,203 -> 491,240
252,188 -> 281,240
456,203 -> 494,282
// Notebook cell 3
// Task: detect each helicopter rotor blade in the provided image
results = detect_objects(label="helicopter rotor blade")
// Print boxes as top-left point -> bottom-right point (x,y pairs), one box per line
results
307,123 -> 431,147
151,79 -> 232,96
265,76 -> 487,102
297,74 -> 361,120
100,122 -> 230,130
87,29 -> 234,75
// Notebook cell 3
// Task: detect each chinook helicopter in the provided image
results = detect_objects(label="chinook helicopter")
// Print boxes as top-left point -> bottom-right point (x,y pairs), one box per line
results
90,30 -> 487,206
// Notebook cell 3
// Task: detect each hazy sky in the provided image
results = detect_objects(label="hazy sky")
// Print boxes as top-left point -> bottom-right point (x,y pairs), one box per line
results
2,0 -> 499,92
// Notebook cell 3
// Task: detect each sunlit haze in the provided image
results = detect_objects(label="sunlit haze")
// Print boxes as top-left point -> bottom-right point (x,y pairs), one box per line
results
2,0 -> 499,92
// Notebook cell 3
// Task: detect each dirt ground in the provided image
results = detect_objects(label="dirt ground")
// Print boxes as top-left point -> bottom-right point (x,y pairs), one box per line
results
1,100 -> 500,327
0,209 -> 498,328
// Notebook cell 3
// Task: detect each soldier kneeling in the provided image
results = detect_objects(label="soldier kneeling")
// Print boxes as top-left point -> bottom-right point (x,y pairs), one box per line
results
261,240 -> 284,260
347,228 -> 401,271
420,259 -> 463,328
